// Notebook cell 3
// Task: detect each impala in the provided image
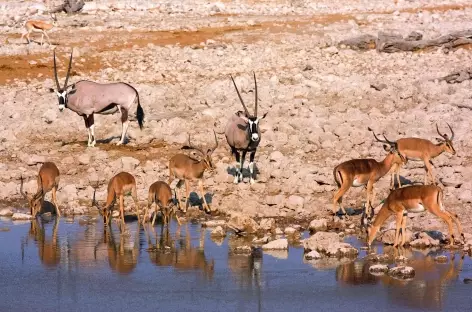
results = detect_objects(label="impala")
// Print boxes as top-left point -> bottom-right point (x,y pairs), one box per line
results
144,181 -> 181,226
366,185 -> 464,247
225,73 -> 267,184
52,50 -> 144,147
92,172 -> 141,226
21,13 -> 57,46
169,131 -> 218,213
370,124 -> 456,186
20,162 -> 61,217
332,141 -> 405,217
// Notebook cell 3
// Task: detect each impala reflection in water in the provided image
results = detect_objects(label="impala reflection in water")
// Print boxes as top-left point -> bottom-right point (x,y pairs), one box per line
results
1,217 -> 471,311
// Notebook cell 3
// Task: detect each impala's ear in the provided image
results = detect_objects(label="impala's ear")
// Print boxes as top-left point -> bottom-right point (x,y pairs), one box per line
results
383,144 -> 391,152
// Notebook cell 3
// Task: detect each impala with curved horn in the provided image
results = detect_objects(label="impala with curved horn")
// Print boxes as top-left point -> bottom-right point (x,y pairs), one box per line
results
225,73 -> 267,184
366,185 -> 464,247
51,50 -> 145,147
168,131 -> 218,214
20,162 -> 61,217
369,124 -> 455,187
333,136 -> 405,218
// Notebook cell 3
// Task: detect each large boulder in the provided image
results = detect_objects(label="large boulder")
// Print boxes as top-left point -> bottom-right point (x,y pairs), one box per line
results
227,214 -> 260,234
308,218 -> 328,233
262,239 -> 288,250
388,266 -> 415,279
303,232 -> 358,258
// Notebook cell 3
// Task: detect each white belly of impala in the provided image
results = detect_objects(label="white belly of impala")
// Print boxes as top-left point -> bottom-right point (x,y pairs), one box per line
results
409,204 -> 426,213
352,178 -> 365,187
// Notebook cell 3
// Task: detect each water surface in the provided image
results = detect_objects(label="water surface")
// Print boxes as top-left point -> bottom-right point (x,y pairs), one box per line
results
0,216 -> 471,312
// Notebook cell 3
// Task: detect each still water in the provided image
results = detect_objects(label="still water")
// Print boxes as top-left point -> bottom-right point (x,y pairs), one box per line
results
0,216 -> 471,312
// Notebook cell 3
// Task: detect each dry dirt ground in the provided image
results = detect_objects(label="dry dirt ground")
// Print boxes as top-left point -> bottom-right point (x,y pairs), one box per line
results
1,0 -> 472,236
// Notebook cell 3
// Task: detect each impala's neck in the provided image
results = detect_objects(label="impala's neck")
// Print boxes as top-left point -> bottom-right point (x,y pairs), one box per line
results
376,153 -> 396,180
193,160 -> 209,178
367,203 -> 392,246
430,143 -> 447,158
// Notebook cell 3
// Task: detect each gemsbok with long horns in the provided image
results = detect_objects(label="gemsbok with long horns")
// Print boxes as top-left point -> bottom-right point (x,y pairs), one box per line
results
365,185 -> 464,247
92,172 -> 141,226
169,131 -> 218,214
225,73 -> 267,184
51,50 -> 144,147
370,124 -> 455,187
332,138 -> 405,218
20,162 -> 61,217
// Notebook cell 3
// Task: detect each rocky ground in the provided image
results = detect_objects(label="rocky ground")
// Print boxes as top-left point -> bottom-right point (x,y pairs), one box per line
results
1,0 -> 472,240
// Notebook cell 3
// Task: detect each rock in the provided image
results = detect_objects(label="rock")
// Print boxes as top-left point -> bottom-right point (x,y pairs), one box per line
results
388,266 -> 415,279
121,157 -> 140,171
303,232 -> 340,252
78,154 -> 90,165
308,218 -> 328,232
269,151 -> 285,162
259,218 -> 276,232
370,83 -> 388,91
284,227 -> 297,235
27,155 -> 45,165
262,239 -> 288,250
233,245 -> 252,254
0,208 -> 13,217
12,213 -> 34,220
210,226 -> 226,238
252,236 -> 270,244
305,250 -> 322,260
379,229 -> 413,245
227,214 -> 260,234
369,264 -> 389,275
325,242 -> 359,258
41,109 -> 58,124
201,220 -> 226,227
410,232 -> 440,248
435,255 -> 448,263
285,195 -> 304,210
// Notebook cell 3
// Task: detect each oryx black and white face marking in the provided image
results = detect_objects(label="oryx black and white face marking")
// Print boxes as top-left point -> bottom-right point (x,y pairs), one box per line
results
248,117 -> 260,141
56,90 -> 67,111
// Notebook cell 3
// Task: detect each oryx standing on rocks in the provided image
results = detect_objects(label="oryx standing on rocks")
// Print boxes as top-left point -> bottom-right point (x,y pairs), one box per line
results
51,49 -> 144,147
225,73 -> 267,184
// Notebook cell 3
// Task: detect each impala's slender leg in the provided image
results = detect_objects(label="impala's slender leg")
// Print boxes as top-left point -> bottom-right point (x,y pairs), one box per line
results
21,30 -> 28,44
198,179 -> 210,213
429,209 -> 455,246
119,194 -> 125,226
184,179 -> 191,213
52,185 -> 61,217
173,206 -> 181,225
117,109 -> 129,145
43,30 -> 51,45
393,210 -> 404,247
400,212 -> 408,246
249,151 -> 256,184
231,147 -> 241,184
333,183 -> 349,215
131,186 -> 140,224
151,203 -> 158,227
424,158 -> 435,185
175,180 -> 185,212
446,210 -> 465,243
366,180 -> 374,217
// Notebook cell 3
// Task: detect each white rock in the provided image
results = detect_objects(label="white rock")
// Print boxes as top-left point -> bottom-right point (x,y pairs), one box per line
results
210,226 -> 226,237
259,218 -> 276,231
262,238 -> 288,250
305,250 -> 322,260
369,264 -> 389,275
121,157 -> 140,171
12,213 -> 34,220
0,208 -> 13,217
388,266 -> 415,279
309,218 -> 328,232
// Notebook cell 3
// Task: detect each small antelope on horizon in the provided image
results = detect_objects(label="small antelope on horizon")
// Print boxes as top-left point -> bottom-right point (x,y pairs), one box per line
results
21,13 -> 57,46
169,131 -> 218,214
20,161 -> 61,217
92,172 -> 141,226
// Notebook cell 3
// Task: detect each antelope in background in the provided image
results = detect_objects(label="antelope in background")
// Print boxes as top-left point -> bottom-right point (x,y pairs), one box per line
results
51,50 -> 145,147
144,181 -> 181,226
371,124 -> 456,187
332,135 -> 405,217
169,131 -> 218,214
225,73 -> 267,184
365,185 -> 464,247
20,162 -> 61,217
92,172 -> 141,227
21,13 -> 57,46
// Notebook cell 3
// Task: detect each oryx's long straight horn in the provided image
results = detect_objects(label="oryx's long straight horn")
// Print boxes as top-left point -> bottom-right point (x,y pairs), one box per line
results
63,49 -> 74,89
230,75 -> 250,117
53,49 -> 60,90
253,72 -> 258,116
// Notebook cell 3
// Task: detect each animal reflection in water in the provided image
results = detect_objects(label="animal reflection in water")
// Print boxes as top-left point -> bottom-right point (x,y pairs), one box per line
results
145,223 -> 214,280
227,236 -> 263,288
23,217 -> 61,268
96,224 -> 141,275
335,247 -> 465,309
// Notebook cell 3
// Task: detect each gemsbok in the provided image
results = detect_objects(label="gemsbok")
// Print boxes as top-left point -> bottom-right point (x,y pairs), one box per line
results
225,73 -> 267,184
169,131 -> 218,214
370,124 -> 456,187
143,181 -> 181,226
332,139 -> 405,218
20,162 -> 61,217
365,185 -> 464,247
51,50 -> 145,147
92,172 -> 141,226
21,13 -> 57,46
